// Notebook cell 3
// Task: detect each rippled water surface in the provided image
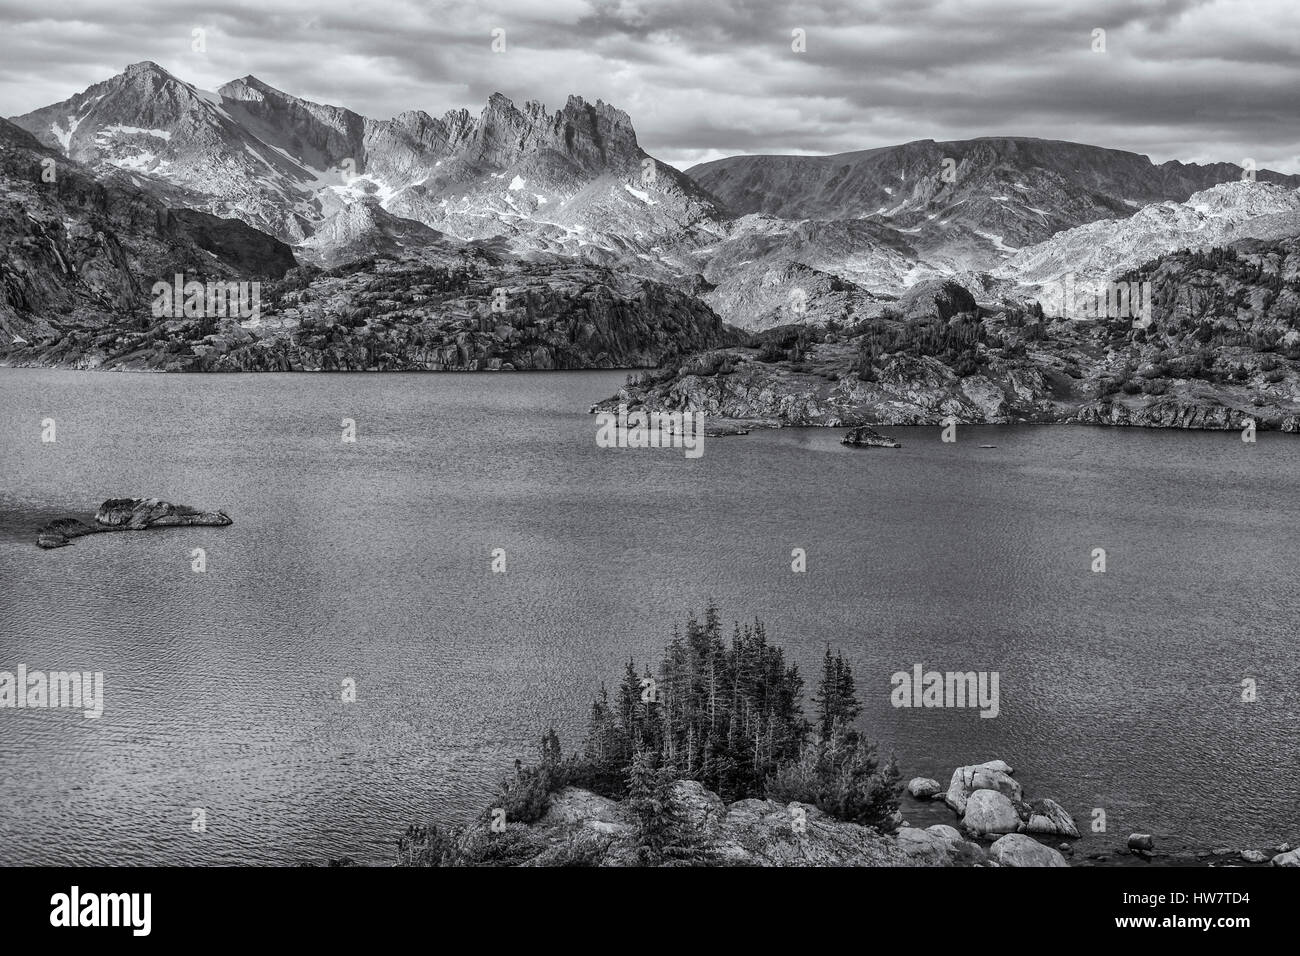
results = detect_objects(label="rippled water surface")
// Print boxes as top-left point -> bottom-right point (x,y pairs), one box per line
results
1,368 -> 1297,864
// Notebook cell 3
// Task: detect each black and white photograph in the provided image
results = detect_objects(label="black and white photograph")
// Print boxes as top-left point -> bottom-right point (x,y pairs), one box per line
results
0,0 -> 1295,933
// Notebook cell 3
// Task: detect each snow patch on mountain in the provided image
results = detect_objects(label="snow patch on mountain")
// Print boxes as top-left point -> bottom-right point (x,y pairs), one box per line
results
50,117 -> 80,150
113,151 -> 165,172
623,183 -> 657,204
97,124 -> 172,141
974,230 -> 1020,253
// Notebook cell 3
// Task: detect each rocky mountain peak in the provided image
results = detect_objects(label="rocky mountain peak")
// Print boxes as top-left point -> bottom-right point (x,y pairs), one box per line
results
122,60 -> 170,77
390,109 -> 435,129
565,94 -> 634,126
102,61 -> 199,103
219,75 -> 273,101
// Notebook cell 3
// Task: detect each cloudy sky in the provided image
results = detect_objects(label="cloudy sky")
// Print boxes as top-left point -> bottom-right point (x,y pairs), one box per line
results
1,0 -> 1296,171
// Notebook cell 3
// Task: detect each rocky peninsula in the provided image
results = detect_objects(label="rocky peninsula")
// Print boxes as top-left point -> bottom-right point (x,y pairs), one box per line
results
593,268 -> 1300,436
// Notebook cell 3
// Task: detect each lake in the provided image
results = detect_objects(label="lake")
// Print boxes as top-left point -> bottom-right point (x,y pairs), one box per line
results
1,368 -> 1297,864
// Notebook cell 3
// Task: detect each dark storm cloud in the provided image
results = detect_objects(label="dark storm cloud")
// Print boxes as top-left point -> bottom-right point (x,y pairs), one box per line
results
0,0 -> 1296,172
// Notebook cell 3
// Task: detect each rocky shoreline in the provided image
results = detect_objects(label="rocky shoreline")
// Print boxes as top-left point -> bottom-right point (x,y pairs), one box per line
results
904,761 -> 1298,868
388,757 -> 1298,867
589,276 -> 1300,434
592,364 -> 1300,437
36,498 -> 232,549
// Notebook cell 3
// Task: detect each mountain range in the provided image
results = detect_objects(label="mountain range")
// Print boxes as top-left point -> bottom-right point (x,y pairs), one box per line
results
12,63 -> 1300,323
9,62 -> 717,261
2,61 -> 1299,430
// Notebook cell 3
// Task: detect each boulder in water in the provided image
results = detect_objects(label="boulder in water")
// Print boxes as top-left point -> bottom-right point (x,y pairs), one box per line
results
907,777 -> 943,800
1128,833 -> 1155,854
989,833 -> 1069,867
1019,798 -> 1081,839
961,789 -> 1021,837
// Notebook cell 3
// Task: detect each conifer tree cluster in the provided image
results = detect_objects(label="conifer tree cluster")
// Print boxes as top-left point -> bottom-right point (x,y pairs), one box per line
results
579,606 -> 806,801
491,605 -> 903,838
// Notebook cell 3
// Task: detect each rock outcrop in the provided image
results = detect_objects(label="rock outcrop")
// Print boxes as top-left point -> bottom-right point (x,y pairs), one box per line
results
400,768 -> 1300,867
1073,397 -> 1249,430
896,279 -> 977,322
37,497 -> 232,548
403,780 -> 996,868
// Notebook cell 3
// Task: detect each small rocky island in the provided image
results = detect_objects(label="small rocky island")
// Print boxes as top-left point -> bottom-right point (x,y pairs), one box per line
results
36,497 -> 232,549
841,425 -> 901,448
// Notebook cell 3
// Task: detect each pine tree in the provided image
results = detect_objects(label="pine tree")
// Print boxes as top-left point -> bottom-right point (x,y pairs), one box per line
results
813,647 -> 837,740
625,750 -> 680,865
835,652 -> 862,728
540,728 -> 562,769
615,658 -> 642,759
813,648 -> 862,741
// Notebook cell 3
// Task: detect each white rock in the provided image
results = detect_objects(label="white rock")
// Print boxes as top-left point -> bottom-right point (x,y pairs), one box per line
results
989,832 -> 1069,867
945,760 -> 1022,814
927,824 -> 965,844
